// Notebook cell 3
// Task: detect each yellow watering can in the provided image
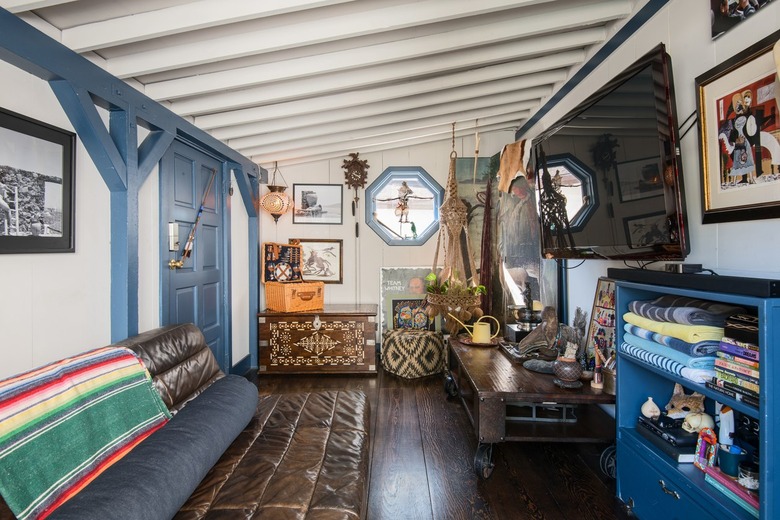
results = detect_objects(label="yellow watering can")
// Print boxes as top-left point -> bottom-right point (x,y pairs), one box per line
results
447,313 -> 501,344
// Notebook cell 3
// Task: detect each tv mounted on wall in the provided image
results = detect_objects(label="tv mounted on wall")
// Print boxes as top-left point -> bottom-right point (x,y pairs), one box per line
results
531,44 -> 690,261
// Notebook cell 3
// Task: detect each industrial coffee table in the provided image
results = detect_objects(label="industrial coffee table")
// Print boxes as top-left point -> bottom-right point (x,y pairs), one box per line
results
445,337 -> 616,478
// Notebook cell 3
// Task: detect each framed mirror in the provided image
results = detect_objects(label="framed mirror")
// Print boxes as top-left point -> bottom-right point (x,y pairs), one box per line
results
365,166 -> 443,246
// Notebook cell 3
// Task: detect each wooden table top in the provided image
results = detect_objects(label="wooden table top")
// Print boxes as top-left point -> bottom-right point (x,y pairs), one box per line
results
449,338 -> 615,405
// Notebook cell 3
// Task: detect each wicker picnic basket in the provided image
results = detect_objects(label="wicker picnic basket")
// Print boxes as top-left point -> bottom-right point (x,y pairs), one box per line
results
265,281 -> 324,312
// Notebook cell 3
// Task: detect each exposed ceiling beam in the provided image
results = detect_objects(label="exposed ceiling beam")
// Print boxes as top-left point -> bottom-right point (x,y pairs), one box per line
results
146,19 -> 605,102
106,0 -> 558,78
236,100 -> 537,157
0,0 -> 75,13
194,50 -> 582,130
227,93 -> 542,151
207,69 -> 566,141
62,0 -> 360,52
249,119 -> 520,166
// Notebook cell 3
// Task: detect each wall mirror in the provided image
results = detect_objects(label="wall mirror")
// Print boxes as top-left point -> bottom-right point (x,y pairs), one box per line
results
365,166 -> 443,246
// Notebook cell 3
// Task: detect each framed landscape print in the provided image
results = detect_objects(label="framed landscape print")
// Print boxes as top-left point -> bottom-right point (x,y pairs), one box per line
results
696,29 -> 780,223
292,183 -> 343,224
0,107 -> 75,253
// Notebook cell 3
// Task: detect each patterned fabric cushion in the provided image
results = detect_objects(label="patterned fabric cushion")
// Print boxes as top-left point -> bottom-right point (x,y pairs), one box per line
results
381,329 -> 446,379
0,347 -> 171,520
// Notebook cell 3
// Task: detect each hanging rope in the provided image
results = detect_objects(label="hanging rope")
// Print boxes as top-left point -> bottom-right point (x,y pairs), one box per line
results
426,122 -> 483,333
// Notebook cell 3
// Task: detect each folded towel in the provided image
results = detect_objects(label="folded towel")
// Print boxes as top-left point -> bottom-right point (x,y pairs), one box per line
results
629,295 -> 745,326
619,342 -> 716,385
623,312 -> 723,343
624,324 -> 720,357
623,333 -> 715,369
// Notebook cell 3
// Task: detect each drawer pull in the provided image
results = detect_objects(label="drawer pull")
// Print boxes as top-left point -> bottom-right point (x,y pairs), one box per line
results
658,480 -> 680,500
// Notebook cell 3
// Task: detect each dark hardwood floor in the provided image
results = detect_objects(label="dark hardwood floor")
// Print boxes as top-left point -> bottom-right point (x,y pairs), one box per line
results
253,367 -> 631,520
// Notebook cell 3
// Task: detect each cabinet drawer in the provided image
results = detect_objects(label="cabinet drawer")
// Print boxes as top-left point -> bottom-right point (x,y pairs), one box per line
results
618,439 -> 706,519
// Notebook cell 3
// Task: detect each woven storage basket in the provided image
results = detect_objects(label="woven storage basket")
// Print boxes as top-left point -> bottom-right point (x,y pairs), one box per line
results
265,281 -> 324,312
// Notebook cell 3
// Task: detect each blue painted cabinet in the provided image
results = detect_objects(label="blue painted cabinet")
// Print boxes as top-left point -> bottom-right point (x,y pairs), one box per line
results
612,273 -> 778,520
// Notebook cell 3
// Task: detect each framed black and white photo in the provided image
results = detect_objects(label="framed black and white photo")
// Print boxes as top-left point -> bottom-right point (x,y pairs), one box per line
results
292,238 -> 343,284
292,183 -> 343,224
623,211 -> 669,248
0,107 -> 75,253
615,156 -> 664,202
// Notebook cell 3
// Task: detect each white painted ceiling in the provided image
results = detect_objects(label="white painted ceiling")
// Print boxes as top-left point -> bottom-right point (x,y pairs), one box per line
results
5,0 -> 638,167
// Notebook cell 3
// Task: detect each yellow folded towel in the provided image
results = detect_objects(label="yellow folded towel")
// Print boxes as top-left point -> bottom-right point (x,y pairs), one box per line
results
623,312 -> 723,343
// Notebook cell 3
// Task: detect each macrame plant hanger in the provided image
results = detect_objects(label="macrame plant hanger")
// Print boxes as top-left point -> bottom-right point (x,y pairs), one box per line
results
427,123 -> 483,334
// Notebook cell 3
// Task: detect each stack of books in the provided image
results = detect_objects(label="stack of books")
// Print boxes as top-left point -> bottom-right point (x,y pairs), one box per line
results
706,314 -> 759,409
704,466 -> 759,518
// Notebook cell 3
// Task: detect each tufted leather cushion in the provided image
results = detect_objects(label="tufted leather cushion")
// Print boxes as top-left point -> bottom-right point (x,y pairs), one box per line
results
381,328 -> 446,379
176,390 -> 370,519
116,323 -> 223,413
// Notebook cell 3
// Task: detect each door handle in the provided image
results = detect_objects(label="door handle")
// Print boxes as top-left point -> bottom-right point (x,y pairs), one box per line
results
168,259 -> 184,270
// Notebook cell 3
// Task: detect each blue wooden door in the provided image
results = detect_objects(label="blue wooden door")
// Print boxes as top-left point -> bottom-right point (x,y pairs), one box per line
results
160,140 -> 228,369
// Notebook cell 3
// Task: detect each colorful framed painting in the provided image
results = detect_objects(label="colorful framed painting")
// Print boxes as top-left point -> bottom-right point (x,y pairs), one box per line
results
585,277 -> 616,367
291,238 -> 343,284
710,0 -> 776,40
696,29 -> 780,223
292,183 -> 343,224
0,107 -> 75,253
379,267 -> 440,335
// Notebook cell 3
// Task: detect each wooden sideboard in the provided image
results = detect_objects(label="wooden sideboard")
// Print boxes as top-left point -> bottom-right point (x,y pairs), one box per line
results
258,304 -> 377,374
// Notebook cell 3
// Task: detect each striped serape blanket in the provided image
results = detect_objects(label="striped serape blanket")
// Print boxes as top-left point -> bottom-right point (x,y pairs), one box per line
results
0,347 -> 171,520
629,295 -> 745,326
623,324 -> 720,357
623,312 -> 723,344
623,333 -> 715,369
619,342 -> 716,384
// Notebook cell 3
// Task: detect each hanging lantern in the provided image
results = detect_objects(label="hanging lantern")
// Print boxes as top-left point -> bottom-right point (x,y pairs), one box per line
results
259,161 -> 291,223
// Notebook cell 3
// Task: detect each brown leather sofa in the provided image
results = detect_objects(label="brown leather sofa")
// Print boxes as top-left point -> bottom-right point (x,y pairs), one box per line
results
0,323 -> 371,520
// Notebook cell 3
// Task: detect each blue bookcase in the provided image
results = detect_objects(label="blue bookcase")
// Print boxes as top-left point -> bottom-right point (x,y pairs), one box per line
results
611,271 -> 778,520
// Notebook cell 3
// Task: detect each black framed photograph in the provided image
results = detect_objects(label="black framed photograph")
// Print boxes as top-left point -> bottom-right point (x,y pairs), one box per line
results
292,183 -> 343,224
0,107 -> 75,253
623,211 -> 669,248
292,238 -> 343,284
615,156 -> 664,202
696,29 -> 780,223
710,0 -> 775,40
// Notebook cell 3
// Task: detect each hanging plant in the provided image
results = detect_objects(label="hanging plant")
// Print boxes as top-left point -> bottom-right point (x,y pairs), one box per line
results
590,133 -> 619,172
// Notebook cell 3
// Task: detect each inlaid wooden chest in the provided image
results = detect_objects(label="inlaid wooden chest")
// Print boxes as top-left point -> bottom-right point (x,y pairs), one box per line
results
258,304 -> 377,374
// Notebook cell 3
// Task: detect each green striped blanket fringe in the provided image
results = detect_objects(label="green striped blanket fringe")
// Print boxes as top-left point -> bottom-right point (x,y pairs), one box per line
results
0,346 -> 172,520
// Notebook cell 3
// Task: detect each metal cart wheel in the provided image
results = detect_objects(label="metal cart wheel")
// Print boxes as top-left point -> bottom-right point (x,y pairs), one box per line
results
600,444 -> 617,480
444,374 -> 458,398
474,442 -> 495,479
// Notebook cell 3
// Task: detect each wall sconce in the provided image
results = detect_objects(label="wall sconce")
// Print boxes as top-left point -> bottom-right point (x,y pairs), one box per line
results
259,161 -> 291,223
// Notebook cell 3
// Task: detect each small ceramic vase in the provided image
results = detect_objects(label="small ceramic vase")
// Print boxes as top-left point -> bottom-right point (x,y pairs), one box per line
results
553,356 -> 583,382
641,397 -> 661,420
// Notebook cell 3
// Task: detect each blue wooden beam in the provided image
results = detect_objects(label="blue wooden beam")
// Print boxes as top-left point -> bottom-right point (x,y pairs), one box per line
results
138,130 -> 175,184
49,81 -> 127,191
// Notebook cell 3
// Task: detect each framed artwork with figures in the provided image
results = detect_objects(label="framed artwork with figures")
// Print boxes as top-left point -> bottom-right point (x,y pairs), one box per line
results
585,277 -> 616,367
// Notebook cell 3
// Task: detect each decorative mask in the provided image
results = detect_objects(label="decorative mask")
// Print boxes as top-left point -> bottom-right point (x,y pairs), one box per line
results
665,383 -> 705,419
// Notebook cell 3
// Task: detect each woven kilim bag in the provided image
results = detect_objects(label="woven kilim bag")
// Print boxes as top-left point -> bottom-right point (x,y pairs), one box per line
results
381,328 -> 446,379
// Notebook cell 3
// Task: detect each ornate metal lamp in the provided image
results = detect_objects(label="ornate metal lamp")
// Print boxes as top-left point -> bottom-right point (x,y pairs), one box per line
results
259,161 -> 291,223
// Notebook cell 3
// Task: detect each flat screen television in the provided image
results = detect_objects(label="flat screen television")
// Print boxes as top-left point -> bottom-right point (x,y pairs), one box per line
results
531,44 -> 690,261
